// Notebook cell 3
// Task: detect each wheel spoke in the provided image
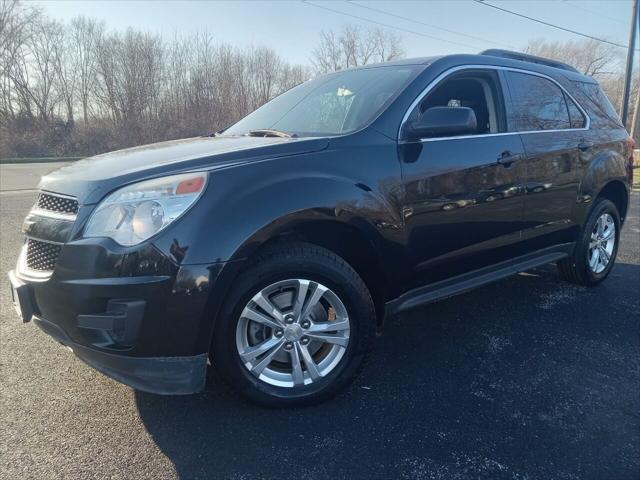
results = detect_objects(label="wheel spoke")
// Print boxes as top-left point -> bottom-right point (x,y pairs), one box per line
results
252,291 -> 284,323
306,332 -> 349,347
299,344 -> 321,381
597,215 -> 605,236
599,246 -> 611,263
289,344 -> 305,386
601,223 -> 614,240
307,319 -> 350,333
240,336 -> 282,363
605,215 -> 614,228
299,282 -> 328,322
251,340 -> 285,376
242,306 -> 282,330
292,279 -> 310,321
590,248 -> 600,270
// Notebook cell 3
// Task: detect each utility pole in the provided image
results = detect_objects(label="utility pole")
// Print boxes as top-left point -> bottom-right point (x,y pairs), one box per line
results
620,0 -> 639,128
632,88 -> 640,143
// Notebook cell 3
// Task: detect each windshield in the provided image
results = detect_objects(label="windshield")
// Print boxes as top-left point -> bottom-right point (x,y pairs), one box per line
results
224,65 -> 421,137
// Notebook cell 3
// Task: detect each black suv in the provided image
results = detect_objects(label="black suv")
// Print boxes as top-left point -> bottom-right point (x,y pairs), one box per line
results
9,50 -> 633,406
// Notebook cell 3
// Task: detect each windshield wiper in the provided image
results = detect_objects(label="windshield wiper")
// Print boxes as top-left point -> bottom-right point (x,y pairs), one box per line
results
247,129 -> 296,138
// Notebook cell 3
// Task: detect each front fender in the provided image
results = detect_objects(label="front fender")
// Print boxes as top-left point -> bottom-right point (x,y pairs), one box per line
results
151,149 -> 404,266
157,157 -> 403,354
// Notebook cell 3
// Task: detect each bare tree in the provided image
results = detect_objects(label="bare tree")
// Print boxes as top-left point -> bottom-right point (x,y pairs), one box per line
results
93,28 -> 164,145
9,17 -> 65,122
525,38 -> 622,78
0,0 -> 39,124
69,16 -> 104,124
0,0 -> 38,77
248,46 -> 282,107
311,25 -> 404,74
279,63 -> 311,91
0,11 -> 352,158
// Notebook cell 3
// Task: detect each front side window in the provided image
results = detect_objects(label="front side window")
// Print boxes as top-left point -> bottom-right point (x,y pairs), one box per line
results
506,71 -> 571,131
415,70 -> 506,135
224,65 -> 421,137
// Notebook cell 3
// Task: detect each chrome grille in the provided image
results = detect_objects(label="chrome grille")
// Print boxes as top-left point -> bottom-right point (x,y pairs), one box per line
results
35,192 -> 78,215
25,239 -> 62,271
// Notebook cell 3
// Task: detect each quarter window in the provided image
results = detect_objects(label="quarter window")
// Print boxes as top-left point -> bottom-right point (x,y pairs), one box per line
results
565,93 -> 586,128
506,72 -> 572,131
571,81 -> 622,129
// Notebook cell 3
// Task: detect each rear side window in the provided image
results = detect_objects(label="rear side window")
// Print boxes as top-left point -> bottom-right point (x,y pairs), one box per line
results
571,81 -> 623,129
506,71 -> 571,131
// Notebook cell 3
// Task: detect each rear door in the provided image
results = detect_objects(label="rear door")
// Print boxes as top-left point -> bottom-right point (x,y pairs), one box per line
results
504,70 -> 588,251
399,68 -> 527,287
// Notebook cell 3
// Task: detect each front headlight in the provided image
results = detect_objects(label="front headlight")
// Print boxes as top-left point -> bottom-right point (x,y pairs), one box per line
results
84,172 -> 207,246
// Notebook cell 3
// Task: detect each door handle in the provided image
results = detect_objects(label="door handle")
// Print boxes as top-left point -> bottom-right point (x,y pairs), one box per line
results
497,150 -> 523,168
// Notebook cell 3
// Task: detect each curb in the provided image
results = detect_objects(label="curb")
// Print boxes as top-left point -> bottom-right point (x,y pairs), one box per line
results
0,157 -> 83,165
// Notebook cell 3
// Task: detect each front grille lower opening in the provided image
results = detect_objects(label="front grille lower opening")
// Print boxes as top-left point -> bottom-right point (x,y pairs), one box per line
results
25,239 -> 62,271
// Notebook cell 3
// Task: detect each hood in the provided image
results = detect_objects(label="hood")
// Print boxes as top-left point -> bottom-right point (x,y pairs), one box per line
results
39,135 -> 329,204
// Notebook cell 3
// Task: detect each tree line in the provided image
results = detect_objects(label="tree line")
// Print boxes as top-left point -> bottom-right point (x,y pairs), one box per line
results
0,0 -> 405,158
0,0 -> 635,159
0,2 -> 310,157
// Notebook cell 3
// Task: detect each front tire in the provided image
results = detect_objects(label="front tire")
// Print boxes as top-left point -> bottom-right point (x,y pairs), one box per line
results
558,198 -> 620,286
211,242 -> 376,407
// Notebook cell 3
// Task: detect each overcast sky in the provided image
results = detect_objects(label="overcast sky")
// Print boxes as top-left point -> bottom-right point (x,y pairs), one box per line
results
34,0 -> 637,65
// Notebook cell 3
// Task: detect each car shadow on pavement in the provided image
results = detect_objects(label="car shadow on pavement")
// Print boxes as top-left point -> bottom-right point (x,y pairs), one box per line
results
135,263 -> 640,480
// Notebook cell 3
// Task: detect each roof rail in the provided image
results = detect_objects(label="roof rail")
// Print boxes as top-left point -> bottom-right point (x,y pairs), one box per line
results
479,49 -> 579,73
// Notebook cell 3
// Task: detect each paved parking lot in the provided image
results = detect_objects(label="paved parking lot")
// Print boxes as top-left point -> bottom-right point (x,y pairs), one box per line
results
0,174 -> 638,479
0,162 -> 69,192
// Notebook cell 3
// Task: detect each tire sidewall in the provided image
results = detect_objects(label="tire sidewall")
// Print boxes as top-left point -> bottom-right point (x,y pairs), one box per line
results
212,247 -> 375,407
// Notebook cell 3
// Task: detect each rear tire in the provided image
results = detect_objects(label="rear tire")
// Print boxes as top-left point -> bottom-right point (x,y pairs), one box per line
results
558,199 -> 620,286
211,242 -> 376,407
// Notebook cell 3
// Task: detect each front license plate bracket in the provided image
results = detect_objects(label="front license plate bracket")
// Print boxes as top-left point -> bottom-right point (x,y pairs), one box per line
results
8,271 -> 34,323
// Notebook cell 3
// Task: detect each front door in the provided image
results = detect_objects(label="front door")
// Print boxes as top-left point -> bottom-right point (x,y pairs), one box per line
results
399,68 -> 527,288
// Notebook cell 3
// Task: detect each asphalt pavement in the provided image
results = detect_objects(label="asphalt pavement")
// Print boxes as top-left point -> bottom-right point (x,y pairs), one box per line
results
0,162 -> 69,192
0,166 -> 638,479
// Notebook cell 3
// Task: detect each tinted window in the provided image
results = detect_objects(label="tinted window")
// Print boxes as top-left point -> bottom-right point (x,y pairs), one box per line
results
416,70 -> 505,135
571,81 -> 622,128
507,72 -> 571,131
564,92 -> 586,128
224,66 -> 420,137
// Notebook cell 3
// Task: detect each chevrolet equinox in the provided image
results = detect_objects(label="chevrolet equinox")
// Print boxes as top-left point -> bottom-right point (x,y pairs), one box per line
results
9,50 -> 634,406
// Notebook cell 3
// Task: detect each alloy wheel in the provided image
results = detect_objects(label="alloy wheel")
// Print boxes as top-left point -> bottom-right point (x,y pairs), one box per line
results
588,212 -> 616,274
236,279 -> 351,388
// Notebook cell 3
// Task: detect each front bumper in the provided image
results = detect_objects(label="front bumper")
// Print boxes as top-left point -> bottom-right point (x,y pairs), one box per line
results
34,314 -> 207,395
9,237 -> 232,395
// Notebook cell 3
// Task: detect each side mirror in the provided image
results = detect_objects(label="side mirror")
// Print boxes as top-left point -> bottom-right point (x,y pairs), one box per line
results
405,106 -> 477,139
